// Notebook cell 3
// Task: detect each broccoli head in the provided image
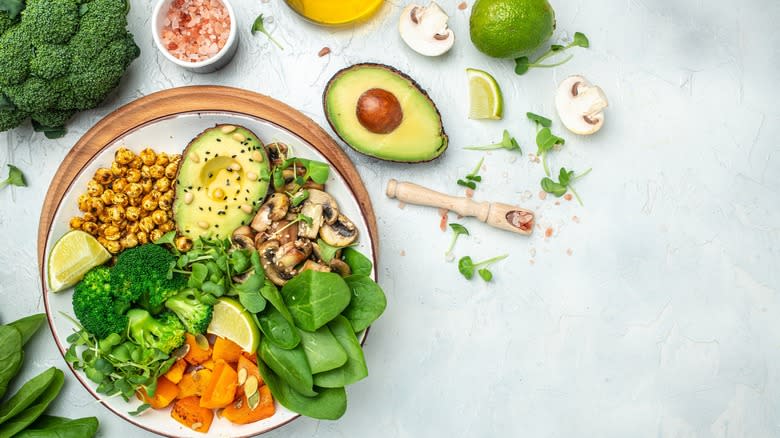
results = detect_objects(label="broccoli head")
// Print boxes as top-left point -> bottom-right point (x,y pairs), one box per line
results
127,309 -> 185,355
0,0 -> 139,137
72,265 -> 129,339
111,244 -> 187,315
165,288 -> 214,335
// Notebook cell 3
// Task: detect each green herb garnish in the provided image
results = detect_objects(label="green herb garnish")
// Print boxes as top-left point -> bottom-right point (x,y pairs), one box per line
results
445,223 -> 469,256
541,167 -> 592,205
0,164 -> 26,190
514,32 -> 589,76
251,14 -> 284,50
457,157 -> 484,190
526,112 -> 552,128
535,128 -> 565,177
458,254 -> 507,282
464,130 -> 521,154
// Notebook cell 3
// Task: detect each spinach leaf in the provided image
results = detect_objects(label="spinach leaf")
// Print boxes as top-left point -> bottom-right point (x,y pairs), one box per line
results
237,273 -> 267,314
8,314 -> 45,346
0,326 -> 22,399
259,338 -> 316,397
342,248 -> 372,277
0,368 -> 57,425
341,276 -> 387,333
0,369 -> 64,438
313,316 -> 368,388
256,306 -> 300,350
259,280 -> 293,322
315,239 -> 340,264
298,326 -> 347,374
280,271 -> 351,331
257,359 -> 347,420
14,415 -> 98,438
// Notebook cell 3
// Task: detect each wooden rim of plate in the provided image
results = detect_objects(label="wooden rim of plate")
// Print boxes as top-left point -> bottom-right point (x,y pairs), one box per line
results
35,86 -> 379,437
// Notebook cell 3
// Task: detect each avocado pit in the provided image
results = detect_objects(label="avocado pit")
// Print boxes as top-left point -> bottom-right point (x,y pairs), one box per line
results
356,88 -> 403,134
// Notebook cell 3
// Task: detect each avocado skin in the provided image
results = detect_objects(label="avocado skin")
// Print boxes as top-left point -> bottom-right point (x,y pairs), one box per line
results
322,63 -> 449,164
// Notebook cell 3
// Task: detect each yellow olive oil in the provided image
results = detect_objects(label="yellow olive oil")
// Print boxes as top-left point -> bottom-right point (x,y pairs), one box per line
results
285,0 -> 384,26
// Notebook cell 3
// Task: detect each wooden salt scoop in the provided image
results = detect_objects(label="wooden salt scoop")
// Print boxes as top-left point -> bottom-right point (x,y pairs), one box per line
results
385,179 -> 535,235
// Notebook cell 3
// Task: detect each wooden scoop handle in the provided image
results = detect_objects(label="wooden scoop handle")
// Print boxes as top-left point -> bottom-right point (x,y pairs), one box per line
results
386,179 -> 534,235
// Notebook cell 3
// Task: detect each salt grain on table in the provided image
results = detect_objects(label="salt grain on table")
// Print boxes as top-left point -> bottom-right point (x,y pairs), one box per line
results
161,0 -> 231,63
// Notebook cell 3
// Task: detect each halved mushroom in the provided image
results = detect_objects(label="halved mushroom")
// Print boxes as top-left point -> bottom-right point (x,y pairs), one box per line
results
329,258 -> 352,277
399,2 -> 455,57
307,189 -> 339,225
300,259 -> 331,273
319,214 -> 358,247
274,239 -> 312,272
257,240 -> 292,286
251,193 -> 290,232
555,75 -> 609,135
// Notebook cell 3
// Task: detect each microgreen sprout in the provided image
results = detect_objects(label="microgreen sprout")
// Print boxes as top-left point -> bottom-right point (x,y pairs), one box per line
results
289,189 -> 310,207
464,130 -> 522,154
458,254 -> 507,281
251,14 -> 284,50
514,32 -> 589,76
535,128 -> 565,177
541,167 -> 592,206
445,223 -> 469,257
457,157 -> 484,190
526,112 -> 552,128
0,164 -> 26,190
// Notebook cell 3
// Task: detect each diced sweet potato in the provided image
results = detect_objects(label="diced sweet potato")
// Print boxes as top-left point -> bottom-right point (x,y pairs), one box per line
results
138,377 -> 179,409
177,369 -> 212,399
171,396 -> 214,433
164,359 -> 187,384
222,385 -> 275,425
213,337 -> 243,363
200,360 -> 238,409
235,355 -> 264,398
184,333 -> 212,365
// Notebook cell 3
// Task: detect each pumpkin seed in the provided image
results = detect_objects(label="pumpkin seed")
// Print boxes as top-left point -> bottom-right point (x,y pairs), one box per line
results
195,334 -> 209,350
237,367 -> 248,386
244,375 -> 258,398
248,390 -> 260,410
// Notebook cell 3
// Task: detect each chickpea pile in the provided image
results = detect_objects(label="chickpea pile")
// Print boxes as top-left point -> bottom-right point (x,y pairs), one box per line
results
70,147 -> 181,254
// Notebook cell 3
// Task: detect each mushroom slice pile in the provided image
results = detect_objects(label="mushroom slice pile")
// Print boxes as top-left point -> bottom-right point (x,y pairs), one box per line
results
399,2 -> 454,57
555,75 -> 609,135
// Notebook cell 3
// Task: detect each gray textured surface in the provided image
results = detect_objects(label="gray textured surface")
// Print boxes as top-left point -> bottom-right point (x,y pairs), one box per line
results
1,0 -> 780,437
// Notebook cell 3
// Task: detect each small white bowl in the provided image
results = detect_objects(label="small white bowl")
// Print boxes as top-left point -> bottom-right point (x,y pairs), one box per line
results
152,0 -> 239,74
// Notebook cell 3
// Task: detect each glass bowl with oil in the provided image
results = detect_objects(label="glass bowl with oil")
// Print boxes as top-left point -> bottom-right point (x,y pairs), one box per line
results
285,0 -> 383,26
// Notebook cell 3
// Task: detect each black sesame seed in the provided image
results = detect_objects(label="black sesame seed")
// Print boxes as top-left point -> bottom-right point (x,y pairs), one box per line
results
216,138 -> 221,142
231,155 -> 237,159
240,150 -> 245,153
205,151 -> 211,154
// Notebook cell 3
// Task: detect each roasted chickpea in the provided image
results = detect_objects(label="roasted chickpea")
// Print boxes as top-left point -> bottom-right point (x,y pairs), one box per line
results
140,148 -> 157,166
82,212 -> 97,222
97,223 -> 109,234
105,241 -> 122,254
141,165 -> 151,179
111,161 -> 126,177
95,168 -> 114,185
164,162 -> 179,179
81,221 -> 98,234
136,231 -> 149,244
112,178 -> 128,193
100,189 -> 115,206
126,168 -> 141,183
116,220 -> 128,231
129,196 -> 142,207
115,147 -> 134,165
139,216 -> 155,233
125,183 -> 143,199
126,221 -> 139,233
126,206 -> 141,222
158,222 -> 174,233
149,229 -> 164,243
155,152 -> 169,167
158,191 -> 174,211
104,225 -> 121,241
142,179 -> 154,194
151,209 -> 168,225
141,194 -> 157,211
175,236 -> 193,252
106,205 -> 124,223
97,236 -> 110,248
120,233 -> 139,249
86,179 -> 103,197
149,165 -> 165,179
69,217 -> 84,229
130,156 -> 143,169
87,197 -> 104,215
111,192 -> 128,207
154,177 -> 170,193
77,193 -> 91,212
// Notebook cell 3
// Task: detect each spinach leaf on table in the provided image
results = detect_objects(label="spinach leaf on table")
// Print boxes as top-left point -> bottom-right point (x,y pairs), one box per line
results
259,338 -> 316,397
313,316 -> 368,388
8,314 -> 45,346
342,248 -> 373,277
341,276 -> 387,333
0,368 -> 58,426
256,305 -> 300,350
280,271 -> 351,332
298,326 -> 347,374
14,415 -> 98,438
257,359 -> 347,420
0,369 -> 64,438
0,326 -> 23,400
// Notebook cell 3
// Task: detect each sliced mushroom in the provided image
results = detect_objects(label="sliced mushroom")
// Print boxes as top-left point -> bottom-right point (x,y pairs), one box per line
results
306,189 -> 339,225
274,239 -> 313,272
254,232 -> 268,249
257,240 -> 292,286
233,225 -> 254,239
300,259 -> 332,273
329,258 -> 352,277
399,3 -> 455,57
265,143 -> 288,168
319,214 -> 358,247
231,234 -> 254,250
302,181 -> 325,191
251,193 -> 290,232
555,75 -> 609,135
271,219 -> 299,245
298,202 -> 323,240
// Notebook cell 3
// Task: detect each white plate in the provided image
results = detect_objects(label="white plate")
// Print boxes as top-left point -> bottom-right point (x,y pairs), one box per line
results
42,111 -> 376,437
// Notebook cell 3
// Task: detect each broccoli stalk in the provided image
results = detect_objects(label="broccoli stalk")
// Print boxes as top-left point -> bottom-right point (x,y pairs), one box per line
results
72,266 -> 130,339
127,309 -> 185,355
164,288 -> 213,335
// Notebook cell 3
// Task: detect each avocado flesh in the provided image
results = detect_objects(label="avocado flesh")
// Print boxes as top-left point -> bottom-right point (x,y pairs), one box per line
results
324,64 -> 448,163
174,125 -> 270,240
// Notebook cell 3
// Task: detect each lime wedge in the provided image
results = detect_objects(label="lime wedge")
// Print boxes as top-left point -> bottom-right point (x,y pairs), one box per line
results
467,68 -> 503,120
207,297 -> 261,353
47,230 -> 111,293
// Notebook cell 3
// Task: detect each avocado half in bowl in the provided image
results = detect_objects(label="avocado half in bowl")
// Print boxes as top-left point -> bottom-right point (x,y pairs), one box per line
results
323,63 -> 448,163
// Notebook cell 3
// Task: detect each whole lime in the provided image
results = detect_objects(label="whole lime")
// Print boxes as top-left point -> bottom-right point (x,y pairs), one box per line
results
469,0 -> 556,58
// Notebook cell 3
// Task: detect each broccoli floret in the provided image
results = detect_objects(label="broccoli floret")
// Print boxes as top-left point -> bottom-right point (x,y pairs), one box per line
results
111,244 -> 187,314
127,309 -> 185,355
165,288 -> 214,335
0,0 -> 139,136
72,266 -> 129,339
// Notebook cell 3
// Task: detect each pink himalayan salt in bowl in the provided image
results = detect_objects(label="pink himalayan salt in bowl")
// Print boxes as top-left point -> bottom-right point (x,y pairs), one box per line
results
152,0 -> 238,73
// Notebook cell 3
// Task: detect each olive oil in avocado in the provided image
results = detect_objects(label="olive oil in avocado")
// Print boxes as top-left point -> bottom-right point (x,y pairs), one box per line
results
285,0 -> 383,25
